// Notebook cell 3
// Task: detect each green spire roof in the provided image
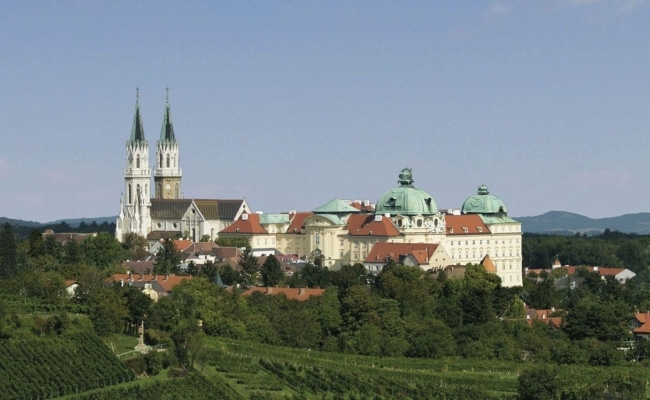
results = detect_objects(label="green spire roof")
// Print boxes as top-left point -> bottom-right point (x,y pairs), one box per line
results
159,88 -> 176,143
130,89 -> 145,144
375,168 -> 438,216
461,184 -> 508,215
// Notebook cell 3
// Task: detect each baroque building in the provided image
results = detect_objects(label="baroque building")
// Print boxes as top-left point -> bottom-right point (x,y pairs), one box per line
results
116,90 -> 250,243
219,168 -> 523,287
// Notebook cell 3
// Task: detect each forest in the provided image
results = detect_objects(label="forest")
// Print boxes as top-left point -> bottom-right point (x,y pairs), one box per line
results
1,222 -> 650,399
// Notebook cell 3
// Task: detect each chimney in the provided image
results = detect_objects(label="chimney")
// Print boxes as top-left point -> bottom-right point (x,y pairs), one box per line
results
164,274 -> 169,281
298,287 -> 305,296
139,273 -> 143,281
266,287 -> 273,294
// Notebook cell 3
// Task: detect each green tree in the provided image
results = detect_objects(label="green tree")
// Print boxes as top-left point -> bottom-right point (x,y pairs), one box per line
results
81,232 -> 125,268
518,365 -> 558,400
238,248 -> 260,287
154,238 -> 182,274
261,255 -> 284,287
122,232 -> 149,260
0,223 -> 18,278
216,236 -> 250,250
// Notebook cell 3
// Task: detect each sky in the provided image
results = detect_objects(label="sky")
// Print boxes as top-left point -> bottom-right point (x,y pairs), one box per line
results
1,0 -> 649,223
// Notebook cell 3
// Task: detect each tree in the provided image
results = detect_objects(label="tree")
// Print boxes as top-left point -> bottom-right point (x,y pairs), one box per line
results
518,365 -> 558,400
122,232 -> 149,260
238,248 -> 259,287
0,223 -> 18,278
81,232 -> 125,268
261,255 -> 284,287
216,236 -> 250,250
154,238 -> 182,274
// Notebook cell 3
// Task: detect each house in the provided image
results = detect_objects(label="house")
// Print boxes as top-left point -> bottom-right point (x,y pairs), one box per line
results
242,286 -> 325,301
632,312 -> 650,340
109,272 -> 192,301
64,280 -> 80,298
526,264 -> 636,288
525,307 -> 562,328
364,242 -> 450,273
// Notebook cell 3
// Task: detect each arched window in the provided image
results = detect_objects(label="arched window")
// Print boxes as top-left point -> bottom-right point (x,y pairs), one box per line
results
128,184 -> 132,204
144,184 -> 148,197
136,155 -> 140,169
156,184 -> 161,198
175,184 -> 179,199
159,153 -> 163,168
166,155 -> 170,168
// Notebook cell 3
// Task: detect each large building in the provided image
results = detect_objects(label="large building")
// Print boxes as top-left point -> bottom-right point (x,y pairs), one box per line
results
116,92 -> 522,286
115,90 -> 250,243
220,168 -> 523,287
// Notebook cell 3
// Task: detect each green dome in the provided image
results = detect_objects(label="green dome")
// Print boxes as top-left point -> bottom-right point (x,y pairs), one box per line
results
461,184 -> 508,215
375,168 -> 437,216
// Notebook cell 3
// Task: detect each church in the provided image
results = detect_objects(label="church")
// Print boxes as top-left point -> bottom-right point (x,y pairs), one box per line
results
116,91 -> 523,287
115,90 -> 251,243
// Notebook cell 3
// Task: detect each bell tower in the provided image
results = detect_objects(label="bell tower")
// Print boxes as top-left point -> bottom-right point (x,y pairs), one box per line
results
117,89 -> 152,241
153,88 -> 182,199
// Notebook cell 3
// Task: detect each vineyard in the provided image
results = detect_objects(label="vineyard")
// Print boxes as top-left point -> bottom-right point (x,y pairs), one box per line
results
66,374 -> 243,400
0,333 -> 134,399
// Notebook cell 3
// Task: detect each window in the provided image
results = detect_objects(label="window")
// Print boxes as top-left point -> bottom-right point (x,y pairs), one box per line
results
417,219 -> 423,227
315,233 -> 320,246
136,155 -> 140,169
166,154 -> 170,168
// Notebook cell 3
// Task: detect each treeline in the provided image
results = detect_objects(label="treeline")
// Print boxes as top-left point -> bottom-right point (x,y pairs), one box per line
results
6,220 -> 116,240
523,229 -> 650,272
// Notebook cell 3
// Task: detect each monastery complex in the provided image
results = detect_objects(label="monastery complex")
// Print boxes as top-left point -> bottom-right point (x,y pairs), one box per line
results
116,92 -> 523,287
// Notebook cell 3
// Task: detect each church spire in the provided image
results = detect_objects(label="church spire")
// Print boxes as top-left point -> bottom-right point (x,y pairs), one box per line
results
159,87 -> 176,143
130,88 -> 145,144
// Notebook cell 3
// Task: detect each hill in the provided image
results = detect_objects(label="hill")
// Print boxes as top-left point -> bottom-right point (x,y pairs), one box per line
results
515,211 -> 650,235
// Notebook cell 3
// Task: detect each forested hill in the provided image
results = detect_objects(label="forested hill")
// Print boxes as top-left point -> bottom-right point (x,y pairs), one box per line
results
0,217 -> 116,239
515,211 -> 650,235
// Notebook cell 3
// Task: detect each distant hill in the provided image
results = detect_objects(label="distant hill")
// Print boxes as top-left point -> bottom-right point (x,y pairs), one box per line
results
515,211 -> 650,235
45,216 -> 116,227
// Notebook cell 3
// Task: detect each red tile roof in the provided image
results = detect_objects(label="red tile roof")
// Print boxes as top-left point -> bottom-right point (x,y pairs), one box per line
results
365,242 -> 439,264
172,239 -> 193,252
242,286 -> 325,301
634,312 -> 650,334
563,266 -> 625,277
525,308 -> 562,328
220,213 -> 268,234
286,212 -> 312,234
480,255 -> 497,273
346,214 -> 401,237
109,273 -> 192,293
445,214 -> 490,235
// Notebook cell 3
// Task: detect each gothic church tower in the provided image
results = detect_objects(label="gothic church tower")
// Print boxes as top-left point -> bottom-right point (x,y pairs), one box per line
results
116,89 -> 152,241
153,89 -> 182,199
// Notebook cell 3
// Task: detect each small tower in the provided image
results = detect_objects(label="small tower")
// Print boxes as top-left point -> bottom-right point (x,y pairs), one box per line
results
117,89 -> 152,241
153,88 -> 182,199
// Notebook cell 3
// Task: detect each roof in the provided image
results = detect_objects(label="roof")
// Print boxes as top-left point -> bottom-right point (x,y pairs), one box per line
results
525,308 -> 562,328
286,212 -> 312,234
159,92 -> 176,143
479,214 -> 520,225
313,198 -> 360,214
259,213 -> 291,225
42,230 -> 95,244
109,273 -> 192,293
147,230 -> 182,240
445,214 -> 491,235
172,239 -> 194,252
375,168 -> 437,216
634,312 -> 650,335
130,92 -> 146,144
123,260 -> 156,274
480,255 -> 497,273
365,242 -> 439,264
150,199 -> 193,219
242,286 -> 325,301
349,200 -> 375,213
181,241 -> 219,255
346,214 -> 401,237
220,213 -> 268,234
461,184 -> 508,215
194,199 -> 244,220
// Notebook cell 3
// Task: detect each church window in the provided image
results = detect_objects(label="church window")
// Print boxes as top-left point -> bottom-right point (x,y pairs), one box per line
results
128,184 -> 132,204
159,154 -> 163,168
136,155 -> 140,168
417,219 -> 422,227
156,184 -> 161,198
175,184 -> 179,199
166,155 -> 170,168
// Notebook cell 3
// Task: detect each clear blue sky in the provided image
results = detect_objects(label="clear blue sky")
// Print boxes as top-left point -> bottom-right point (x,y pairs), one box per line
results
1,1 -> 649,222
